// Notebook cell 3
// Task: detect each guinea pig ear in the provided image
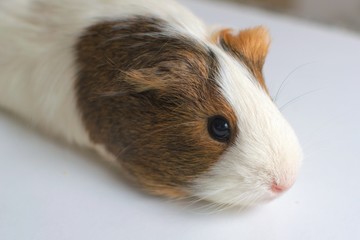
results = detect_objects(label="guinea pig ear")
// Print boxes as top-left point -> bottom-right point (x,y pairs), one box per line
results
213,26 -> 271,94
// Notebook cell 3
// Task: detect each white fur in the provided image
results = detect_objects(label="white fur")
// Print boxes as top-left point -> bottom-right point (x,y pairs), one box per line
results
0,0 -> 302,206
192,49 -> 303,205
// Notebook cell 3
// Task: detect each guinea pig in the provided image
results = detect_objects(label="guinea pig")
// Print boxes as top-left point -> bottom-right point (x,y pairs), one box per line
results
0,0 -> 302,206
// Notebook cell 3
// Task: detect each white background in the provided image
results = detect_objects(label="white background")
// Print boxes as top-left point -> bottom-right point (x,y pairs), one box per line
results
1,0 -> 360,239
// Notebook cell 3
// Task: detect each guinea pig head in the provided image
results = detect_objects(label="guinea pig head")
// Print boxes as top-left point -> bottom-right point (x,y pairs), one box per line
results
75,18 -> 302,206
192,27 -> 303,205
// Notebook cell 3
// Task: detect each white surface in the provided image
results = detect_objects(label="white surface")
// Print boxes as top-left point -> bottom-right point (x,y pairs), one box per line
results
1,0 -> 360,239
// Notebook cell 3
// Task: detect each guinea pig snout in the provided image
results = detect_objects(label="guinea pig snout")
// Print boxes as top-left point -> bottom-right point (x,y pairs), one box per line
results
270,180 -> 294,194
268,164 -> 299,196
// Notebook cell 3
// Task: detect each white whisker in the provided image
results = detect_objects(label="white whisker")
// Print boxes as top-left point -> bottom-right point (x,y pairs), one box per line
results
279,88 -> 323,111
274,62 -> 314,102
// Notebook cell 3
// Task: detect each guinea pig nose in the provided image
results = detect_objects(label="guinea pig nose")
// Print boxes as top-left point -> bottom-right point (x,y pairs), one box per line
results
271,182 -> 290,193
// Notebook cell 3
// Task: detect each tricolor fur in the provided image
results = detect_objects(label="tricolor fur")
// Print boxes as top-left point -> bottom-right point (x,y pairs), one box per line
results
0,0 -> 302,206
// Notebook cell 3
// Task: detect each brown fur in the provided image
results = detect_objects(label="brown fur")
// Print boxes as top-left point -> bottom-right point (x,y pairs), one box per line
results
75,17 -> 237,197
214,27 -> 270,94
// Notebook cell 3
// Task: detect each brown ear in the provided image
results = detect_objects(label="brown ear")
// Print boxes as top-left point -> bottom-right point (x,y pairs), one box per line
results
213,26 -> 270,94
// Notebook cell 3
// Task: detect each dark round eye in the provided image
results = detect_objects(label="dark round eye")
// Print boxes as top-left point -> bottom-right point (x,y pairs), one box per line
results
208,116 -> 231,142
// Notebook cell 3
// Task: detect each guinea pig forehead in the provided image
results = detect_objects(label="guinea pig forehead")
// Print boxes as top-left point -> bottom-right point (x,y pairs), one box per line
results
171,48 -> 238,126
88,17 -> 219,92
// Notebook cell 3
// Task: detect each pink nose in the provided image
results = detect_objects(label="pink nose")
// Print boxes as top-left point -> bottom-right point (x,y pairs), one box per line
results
271,183 -> 290,193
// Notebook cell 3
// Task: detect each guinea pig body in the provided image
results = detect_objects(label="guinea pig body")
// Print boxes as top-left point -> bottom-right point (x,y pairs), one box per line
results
0,0 -> 302,206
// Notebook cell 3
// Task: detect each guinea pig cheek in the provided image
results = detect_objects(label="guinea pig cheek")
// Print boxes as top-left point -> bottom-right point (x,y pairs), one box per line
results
189,148 -> 270,206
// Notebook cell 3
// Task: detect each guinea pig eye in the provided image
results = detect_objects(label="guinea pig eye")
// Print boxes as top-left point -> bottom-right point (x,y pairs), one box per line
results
208,116 -> 231,142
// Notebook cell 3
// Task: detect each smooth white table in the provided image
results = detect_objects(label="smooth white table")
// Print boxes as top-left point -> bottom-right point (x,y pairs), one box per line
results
1,0 -> 360,239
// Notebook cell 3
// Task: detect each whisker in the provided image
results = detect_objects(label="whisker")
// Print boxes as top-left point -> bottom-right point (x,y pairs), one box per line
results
274,62 -> 314,102
279,88 -> 323,112
206,203 -> 231,215
235,193 -> 262,213
167,185 -> 266,214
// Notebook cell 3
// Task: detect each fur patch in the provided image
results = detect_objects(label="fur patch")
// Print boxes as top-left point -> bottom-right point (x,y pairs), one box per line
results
215,27 -> 270,94
75,17 -> 237,197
